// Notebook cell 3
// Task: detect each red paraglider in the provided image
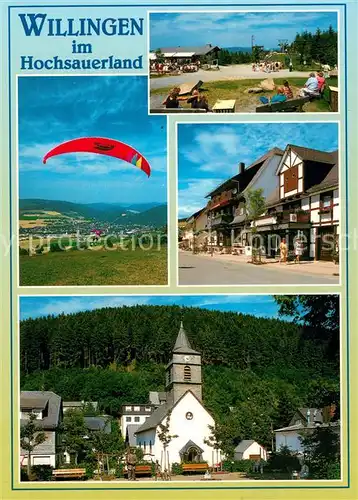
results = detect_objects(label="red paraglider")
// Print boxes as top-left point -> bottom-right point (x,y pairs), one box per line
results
43,137 -> 151,177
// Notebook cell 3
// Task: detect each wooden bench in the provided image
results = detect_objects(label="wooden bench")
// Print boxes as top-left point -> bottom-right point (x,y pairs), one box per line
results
150,108 -> 207,113
256,97 -> 309,113
124,465 -> 152,477
182,463 -> 209,474
52,468 -> 86,480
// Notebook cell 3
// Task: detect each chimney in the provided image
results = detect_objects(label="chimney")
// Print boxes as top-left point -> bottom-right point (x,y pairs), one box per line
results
239,162 -> 245,174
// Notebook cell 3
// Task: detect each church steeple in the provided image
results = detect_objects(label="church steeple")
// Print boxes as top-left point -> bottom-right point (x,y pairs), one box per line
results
165,322 -> 202,405
173,322 -> 200,354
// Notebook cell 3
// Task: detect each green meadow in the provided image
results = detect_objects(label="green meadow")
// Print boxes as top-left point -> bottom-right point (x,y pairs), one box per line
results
19,246 -> 168,286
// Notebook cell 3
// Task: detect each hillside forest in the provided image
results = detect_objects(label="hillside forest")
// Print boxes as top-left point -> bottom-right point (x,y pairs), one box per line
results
20,295 -> 340,455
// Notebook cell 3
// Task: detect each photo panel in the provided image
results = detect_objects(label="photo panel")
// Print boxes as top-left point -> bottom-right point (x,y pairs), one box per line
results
177,121 -> 340,286
18,293 -> 341,483
18,75 -> 168,287
148,11 -> 339,115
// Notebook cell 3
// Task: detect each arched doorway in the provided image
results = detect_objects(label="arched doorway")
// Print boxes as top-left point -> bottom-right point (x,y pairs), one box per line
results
179,440 -> 204,463
187,446 -> 200,463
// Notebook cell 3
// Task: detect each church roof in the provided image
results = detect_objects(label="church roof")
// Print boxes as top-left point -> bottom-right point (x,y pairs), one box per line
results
136,389 -> 207,434
173,322 -> 200,355
135,401 -> 172,433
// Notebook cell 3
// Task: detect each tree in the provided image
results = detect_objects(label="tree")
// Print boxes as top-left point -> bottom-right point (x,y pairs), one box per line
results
268,445 -> 300,475
300,426 -> 340,479
157,410 -> 178,475
89,419 -> 126,476
274,295 -> 339,363
204,424 -> 223,467
60,409 -> 88,464
154,49 -> 165,64
252,45 -> 264,63
245,188 -> 266,263
20,413 -> 47,477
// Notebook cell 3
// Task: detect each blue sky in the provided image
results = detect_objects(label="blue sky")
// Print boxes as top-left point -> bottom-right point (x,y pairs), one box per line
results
19,76 -> 167,205
150,12 -> 338,49
20,295 -> 288,321
178,122 -> 339,217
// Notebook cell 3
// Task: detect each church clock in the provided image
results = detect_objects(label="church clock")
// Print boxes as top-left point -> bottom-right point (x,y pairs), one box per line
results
183,355 -> 192,362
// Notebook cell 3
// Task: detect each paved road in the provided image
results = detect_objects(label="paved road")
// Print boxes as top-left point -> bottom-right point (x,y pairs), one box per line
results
150,65 -> 310,90
179,253 -> 339,285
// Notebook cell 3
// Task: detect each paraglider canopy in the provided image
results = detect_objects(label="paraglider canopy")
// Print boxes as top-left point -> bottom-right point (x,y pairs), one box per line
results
43,137 -> 151,177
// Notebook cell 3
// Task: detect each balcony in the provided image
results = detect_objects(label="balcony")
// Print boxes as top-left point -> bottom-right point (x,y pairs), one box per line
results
277,211 -> 310,223
318,201 -> 333,214
207,190 -> 235,210
208,213 -> 233,227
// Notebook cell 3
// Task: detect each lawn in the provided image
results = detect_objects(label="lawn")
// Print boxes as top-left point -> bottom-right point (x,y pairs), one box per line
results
151,77 -> 337,113
20,246 -> 168,286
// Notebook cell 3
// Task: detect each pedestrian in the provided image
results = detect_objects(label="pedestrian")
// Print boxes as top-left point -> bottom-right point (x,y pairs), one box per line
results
280,238 -> 288,264
294,236 -> 304,264
154,460 -> 161,481
126,448 -> 137,480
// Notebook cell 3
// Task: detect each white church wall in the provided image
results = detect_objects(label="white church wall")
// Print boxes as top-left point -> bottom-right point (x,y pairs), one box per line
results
166,391 -> 216,466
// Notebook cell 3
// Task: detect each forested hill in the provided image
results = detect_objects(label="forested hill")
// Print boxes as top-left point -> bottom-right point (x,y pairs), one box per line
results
21,304 -> 327,375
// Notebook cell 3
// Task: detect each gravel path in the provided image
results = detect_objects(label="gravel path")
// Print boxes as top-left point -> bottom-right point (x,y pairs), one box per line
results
150,64 -> 311,90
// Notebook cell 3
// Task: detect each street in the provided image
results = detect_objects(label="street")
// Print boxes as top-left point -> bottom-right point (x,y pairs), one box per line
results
178,252 -> 339,285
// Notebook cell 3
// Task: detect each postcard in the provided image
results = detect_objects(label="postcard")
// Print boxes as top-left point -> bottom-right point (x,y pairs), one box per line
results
0,2 -> 357,500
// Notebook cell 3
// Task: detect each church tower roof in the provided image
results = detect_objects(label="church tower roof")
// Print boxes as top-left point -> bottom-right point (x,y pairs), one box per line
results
173,321 -> 200,355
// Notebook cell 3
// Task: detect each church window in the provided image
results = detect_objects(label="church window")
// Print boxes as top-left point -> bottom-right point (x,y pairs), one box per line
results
149,440 -> 152,453
144,441 -> 146,452
184,365 -> 191,381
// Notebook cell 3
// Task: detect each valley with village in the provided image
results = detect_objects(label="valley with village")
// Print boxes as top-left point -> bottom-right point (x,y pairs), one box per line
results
19,296 -> 340,482
18,200 -> 168,286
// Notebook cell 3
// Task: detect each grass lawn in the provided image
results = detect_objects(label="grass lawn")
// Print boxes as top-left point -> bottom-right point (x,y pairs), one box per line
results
20,246 -> 168,286
151,77 -> 337,112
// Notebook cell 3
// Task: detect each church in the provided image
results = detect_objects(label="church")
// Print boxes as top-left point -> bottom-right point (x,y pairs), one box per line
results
121,322 -> 220,467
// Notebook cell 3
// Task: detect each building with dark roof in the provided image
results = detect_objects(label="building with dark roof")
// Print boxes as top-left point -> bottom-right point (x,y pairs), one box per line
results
150,43 -> 220,62
274,407 -> 340,454
190,144 -> 339,261
20,391 -> 63,468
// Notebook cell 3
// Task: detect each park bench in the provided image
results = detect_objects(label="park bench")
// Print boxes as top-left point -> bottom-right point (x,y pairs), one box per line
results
255,97 -> 309,113
182,463 -> 209,474
124,465 -> 152,477
150,108 -> 208,113
52,468 -> 86,480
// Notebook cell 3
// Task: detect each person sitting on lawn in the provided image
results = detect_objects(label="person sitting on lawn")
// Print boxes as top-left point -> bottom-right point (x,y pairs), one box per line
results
316,71 -> 326,93
259,81 -> 292,106
278,80 -> 293,99
162,87 -> 187,108
298,73 -> 320,98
